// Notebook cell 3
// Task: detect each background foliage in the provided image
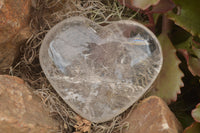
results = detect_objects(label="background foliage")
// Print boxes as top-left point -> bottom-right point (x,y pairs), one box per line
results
119,0 -> 200,132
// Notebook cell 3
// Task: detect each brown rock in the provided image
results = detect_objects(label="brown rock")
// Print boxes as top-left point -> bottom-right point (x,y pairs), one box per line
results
0,27 -> 33,70
123,96 -> 183,133
0,42 -> 19,70
0,0 -> 32,70
0,75 -> 59,133
0,0 -> 31,44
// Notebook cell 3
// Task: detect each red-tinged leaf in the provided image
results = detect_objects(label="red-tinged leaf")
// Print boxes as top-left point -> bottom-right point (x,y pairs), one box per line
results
167,0 -> 200,37
188,57 -> 200,77
184,122 -> 200,133
179,49 -> 200,77
192,46 -> 200,59
149,34 -> 184,104
193,39 -> 200,48
148,0 -> 175,13
192,103 -> 200,123
118,0 -> 137,11
118,0 -> 160,10
176,37 -> 200,77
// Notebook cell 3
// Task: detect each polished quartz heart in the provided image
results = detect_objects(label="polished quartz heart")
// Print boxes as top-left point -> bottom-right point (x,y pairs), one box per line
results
39,17 -> 163,123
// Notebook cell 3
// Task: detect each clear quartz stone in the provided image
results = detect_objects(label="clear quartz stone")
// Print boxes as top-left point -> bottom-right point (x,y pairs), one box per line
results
39,17 -> 163,123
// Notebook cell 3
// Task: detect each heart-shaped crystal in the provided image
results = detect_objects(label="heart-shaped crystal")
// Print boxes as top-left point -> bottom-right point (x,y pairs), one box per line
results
39,17 -> 163,123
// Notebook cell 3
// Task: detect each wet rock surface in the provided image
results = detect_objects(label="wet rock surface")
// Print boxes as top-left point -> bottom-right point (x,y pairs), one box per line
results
123,96 -> 183,133
0,0 -> 31,70
40,17 -> 163,122
0,75 -> 59,133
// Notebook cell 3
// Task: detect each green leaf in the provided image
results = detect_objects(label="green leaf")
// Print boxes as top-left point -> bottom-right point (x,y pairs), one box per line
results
153,13 -> 161,25
176,37 -> 200,76
170,101 -> 194,129
193,47 -> 200,59
192,103 -> 200,123
184,122 -> 200,133
188,56 -> 200,77
118,0 -> 160,10
149,34 -> 184,104
175,37 -> 193,50
180,49 -> 200,76
167,0 -> 200,37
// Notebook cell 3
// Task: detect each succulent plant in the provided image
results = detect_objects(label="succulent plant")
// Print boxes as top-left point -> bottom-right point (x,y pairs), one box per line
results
119,0 -> 200,131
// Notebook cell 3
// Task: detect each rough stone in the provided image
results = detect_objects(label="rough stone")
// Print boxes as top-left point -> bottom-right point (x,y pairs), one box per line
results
0,0 -> 31,44
0,0 -> 32,70
0,42 -> 19,70
0,75 -> 59,133
123,96 -> 183,133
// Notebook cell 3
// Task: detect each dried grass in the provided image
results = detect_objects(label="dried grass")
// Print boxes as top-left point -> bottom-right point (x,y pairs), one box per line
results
10,0 -> 139,132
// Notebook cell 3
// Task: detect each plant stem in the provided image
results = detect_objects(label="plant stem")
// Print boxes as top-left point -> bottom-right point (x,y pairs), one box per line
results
162,15 -> 173,34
